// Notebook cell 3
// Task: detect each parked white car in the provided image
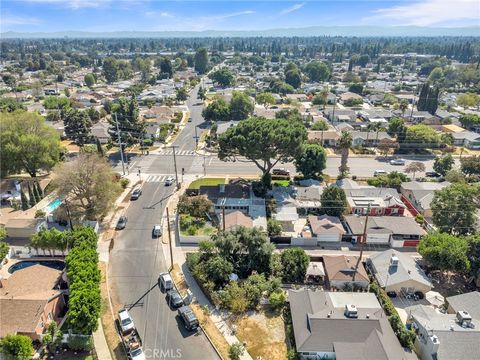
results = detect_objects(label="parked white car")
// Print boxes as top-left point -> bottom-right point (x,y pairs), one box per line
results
118,309 -> 135,334
153,225 -> 162,237
129,348 -> 146,360
159,272 -> 173,291
389,159 -> 406,166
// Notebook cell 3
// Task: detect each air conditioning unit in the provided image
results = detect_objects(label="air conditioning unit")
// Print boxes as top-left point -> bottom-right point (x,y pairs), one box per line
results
456,311 -> 472,326
344,304 -> 358,318
390,256 -> 399,267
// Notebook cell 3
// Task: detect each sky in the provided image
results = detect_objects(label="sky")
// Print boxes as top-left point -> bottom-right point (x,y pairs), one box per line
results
1,0 -> 479,33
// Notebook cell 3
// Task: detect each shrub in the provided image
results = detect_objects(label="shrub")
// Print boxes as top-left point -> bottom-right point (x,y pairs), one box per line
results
228,343 -> 245,360
267,218 -> 283,236
35,210 -> 46,218
0,241 -> 9,261
120,178 -> 129,189
66,335 -> 94,351
142,139 -> 153,146
269,290 -> 286,310
415,214 -> 425,224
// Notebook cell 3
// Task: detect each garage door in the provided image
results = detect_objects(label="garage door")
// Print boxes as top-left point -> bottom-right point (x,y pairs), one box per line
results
318,234 -> 340,242
366,234 -> 390,244
404,240 -> 420,247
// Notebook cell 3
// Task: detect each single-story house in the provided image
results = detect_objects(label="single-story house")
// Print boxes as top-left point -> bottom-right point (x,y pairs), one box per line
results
305,261 -> 325,284
406,304 -> 480,360
339,92 -> 363,104
307,215 -> 345,242
344,188 -> 406,216
294,185 -> 323,213
400,181 -> 451,218
307,130 -> 340,147
324,109 -> 356,123
288,289 -> 406,360
446,291 -> 480,320
367,249 -> 432,296
0,264 -> 66,340
323,255 -> 370,290
343,215 -> 426,247
451,131 -> 480,149
350,131 -> 394,147
221,210 -> 254,230
4,218 -> 47,239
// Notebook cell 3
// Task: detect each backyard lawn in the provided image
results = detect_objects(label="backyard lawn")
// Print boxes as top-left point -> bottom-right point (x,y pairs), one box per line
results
188,177 -> 226,189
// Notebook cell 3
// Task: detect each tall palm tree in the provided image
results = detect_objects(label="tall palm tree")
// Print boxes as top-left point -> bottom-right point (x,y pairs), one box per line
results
338,131 -> 352,178
399,100 -> 408,118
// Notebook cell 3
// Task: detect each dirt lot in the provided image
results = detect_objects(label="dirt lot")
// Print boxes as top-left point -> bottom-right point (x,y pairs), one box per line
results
235,309 -> 287,360
428,270 -> 477,297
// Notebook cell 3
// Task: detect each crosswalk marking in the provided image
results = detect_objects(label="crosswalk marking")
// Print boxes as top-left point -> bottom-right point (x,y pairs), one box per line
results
158,150 -> 196,156
145,175 -> 168,183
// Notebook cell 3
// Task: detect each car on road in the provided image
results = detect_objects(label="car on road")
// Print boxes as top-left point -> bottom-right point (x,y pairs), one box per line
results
118,309 -> 135,334
165,176 -> 175,186
153,225 -> 162,237
130,187 -> 142,200
425,171 -> 441,178
128,348 -> 146,360
167,289 -> 184,308
374,170 -> 388,177
272,168 -> 290,176
188,117 -> 192,122
178,306 -> 199,331
116,216 -> 128,230
159,272 -> 173,291
389,159 -> 406,166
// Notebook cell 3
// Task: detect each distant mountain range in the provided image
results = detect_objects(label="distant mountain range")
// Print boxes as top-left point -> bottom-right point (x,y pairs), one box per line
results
2,26 -> 479,38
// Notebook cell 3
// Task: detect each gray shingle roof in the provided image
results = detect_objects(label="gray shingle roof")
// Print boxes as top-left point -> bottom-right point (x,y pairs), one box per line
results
344,216 -> 426,236
368,249 -> 432,289
446,292 -> 480,320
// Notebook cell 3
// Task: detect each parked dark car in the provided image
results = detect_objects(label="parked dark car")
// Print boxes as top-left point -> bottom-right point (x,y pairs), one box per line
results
272,168 -> 290,176
425,171 -> 441,178
116,216 -> 128,230
130,187 -> 142,200
167,289 -> 184,308
178,306 -> 199,331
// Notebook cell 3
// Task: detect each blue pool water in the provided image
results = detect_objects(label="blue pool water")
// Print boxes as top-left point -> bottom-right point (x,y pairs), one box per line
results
8,260 -> 65,274
44,198 -> 62,213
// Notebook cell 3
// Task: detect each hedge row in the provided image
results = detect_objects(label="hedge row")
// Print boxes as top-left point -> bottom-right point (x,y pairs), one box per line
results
65,227 -> 101,335
369,282 -> 416,349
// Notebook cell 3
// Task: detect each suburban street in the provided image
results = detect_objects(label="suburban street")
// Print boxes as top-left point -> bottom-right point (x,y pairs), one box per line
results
108,85 -> 220,360
108,84 -> 455,360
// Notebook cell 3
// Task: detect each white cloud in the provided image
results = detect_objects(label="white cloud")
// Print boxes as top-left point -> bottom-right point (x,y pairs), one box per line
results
26,0 -> 106,9
214,11 -> 255,20
1,14 -> 42,26
145,11 -> 173,18
279,3 -> 305,16
365,0 -> 479,26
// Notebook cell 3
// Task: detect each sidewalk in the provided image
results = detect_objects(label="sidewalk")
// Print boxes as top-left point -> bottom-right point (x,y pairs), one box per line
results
92,320 -> 112,360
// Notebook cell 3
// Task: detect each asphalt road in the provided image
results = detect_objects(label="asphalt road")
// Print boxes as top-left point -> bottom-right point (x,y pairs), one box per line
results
109,85 -> 220,360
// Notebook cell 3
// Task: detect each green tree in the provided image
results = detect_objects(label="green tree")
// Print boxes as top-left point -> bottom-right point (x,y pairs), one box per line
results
294,143 -> 327,179
102,57 -> 119,83
84,73 -> 96,88
27,182 -> 36,207
337,130 -> 352,178
202,97 -> 230,122
256,92 -> 276,109
0,97 -> 25,112
108,96 -> 146,147
159,56 -> 174,78
213,227 -> 274,277
209,68 -> 235,88
176,87 -> 188,102
431,183 -> 479,235
304,61 -> 330,82
311,120 -> 328,131
0,334 -> 34,360
54,153 -> 122,220
285,69 -> 301,89
321,186 -> 347,217
348,83 -> 363,95
418,232 -> 470,273
377,138 -> 399,158
459,114 -> 480,130
20,188 -> 29,210
457,93 -> 480,108
269,291 -> 286,311
0,111 -> 62,177
64,109 -> 92,147
202,255 -> 233,288
280,247 -> 309,283
194,48 -> 209,74
197,86 -> 207,101
218,117 -> 306,182
229,91 -> 254,120
267,218 -> 283,237
405,124 -> 440,149
433,154 -> 454,176
460,156 -> 480,176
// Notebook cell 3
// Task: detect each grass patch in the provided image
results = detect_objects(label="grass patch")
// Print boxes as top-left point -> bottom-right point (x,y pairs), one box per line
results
179,214 -> 217,236
188,177 -> 226,190
272,180 -> 290,187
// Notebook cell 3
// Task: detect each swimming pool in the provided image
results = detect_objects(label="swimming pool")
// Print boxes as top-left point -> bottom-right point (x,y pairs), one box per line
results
44,198 -> 62,213
8,260 -> 65,274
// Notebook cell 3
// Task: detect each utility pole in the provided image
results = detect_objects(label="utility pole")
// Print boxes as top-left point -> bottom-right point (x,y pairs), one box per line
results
222,201 -> 226,232
331,97 -> 337,122
353,203 -> 370,282
170,145 -> 179,188
114,113 -> 126,176
166,207 -> 174,271
194,126 -> 199,148
64,199 -> 74,231
203,152 -> 207,177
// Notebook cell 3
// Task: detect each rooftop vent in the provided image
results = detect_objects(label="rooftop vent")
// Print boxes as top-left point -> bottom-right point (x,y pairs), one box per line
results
390,256 -> 399,267
456,311 -> 472,326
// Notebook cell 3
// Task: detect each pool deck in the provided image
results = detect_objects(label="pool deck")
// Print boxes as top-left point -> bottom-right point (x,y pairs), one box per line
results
0,256 -> 65,279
